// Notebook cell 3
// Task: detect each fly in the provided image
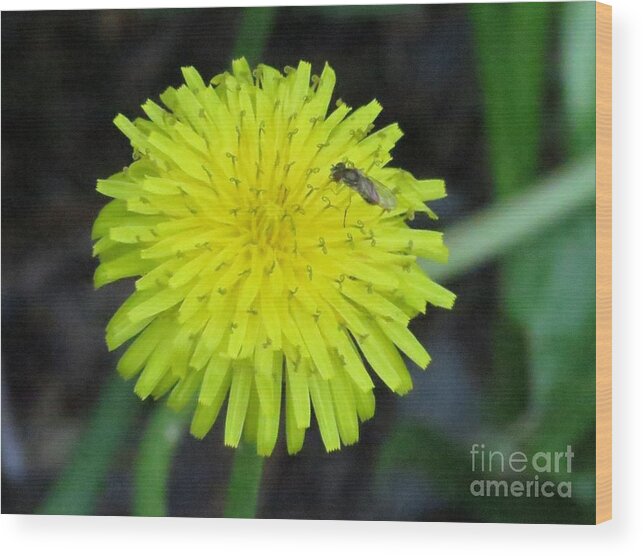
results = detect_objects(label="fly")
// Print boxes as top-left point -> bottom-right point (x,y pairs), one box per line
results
330,162 -> 397,210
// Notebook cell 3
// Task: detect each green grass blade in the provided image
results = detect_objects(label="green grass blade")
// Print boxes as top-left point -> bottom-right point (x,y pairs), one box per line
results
470,3 -> 551,198
561,1 -> 597,155
232,7 -> 277,64
38,376 -> 141,515
422,153 -> 596,283
469,2 -> 553,428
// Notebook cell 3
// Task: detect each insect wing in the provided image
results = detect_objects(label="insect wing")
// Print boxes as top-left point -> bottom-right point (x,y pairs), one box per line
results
352,173 -> 378,205
370,177 -> 397,210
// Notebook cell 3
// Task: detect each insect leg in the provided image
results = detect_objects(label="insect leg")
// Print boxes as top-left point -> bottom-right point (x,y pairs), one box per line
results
343,193 -> 353,228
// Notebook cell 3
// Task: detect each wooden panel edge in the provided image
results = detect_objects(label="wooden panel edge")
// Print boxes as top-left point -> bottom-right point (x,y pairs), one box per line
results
595,1 -> 612,525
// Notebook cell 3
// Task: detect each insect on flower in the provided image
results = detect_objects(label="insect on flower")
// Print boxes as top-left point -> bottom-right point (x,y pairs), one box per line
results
330,162 -> 397,210
93,59 -> 456,456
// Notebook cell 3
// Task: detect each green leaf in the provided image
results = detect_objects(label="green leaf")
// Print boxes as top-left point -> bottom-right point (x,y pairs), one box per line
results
504,209 -> 596,453
504,211 -> 595,337
470,3 -> 551,197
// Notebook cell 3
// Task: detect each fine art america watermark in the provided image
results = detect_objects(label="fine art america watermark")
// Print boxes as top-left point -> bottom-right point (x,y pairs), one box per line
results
469,444 -> 574,498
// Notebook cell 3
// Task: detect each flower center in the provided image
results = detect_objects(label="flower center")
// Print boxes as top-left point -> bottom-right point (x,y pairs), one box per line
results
247,200 -> 299,253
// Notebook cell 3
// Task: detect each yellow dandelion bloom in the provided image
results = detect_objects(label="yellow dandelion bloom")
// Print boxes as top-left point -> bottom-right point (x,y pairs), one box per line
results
92,58 -> 455,456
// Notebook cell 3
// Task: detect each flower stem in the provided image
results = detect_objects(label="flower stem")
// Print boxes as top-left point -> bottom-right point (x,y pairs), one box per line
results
133,405 -> 189,517
223,443 -> 264,518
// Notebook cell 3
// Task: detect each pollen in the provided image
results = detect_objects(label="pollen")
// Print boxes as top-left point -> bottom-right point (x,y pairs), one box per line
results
92,58 -> 455,455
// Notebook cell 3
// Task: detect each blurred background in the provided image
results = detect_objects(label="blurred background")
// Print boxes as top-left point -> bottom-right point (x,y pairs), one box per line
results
2,3 -> 596,523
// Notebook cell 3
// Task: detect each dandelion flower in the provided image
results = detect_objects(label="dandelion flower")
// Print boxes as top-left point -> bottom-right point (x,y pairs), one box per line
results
92,59 -> 455,456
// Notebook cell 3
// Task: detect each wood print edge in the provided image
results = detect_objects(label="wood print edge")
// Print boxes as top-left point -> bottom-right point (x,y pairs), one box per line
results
595,0 -> 612,525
